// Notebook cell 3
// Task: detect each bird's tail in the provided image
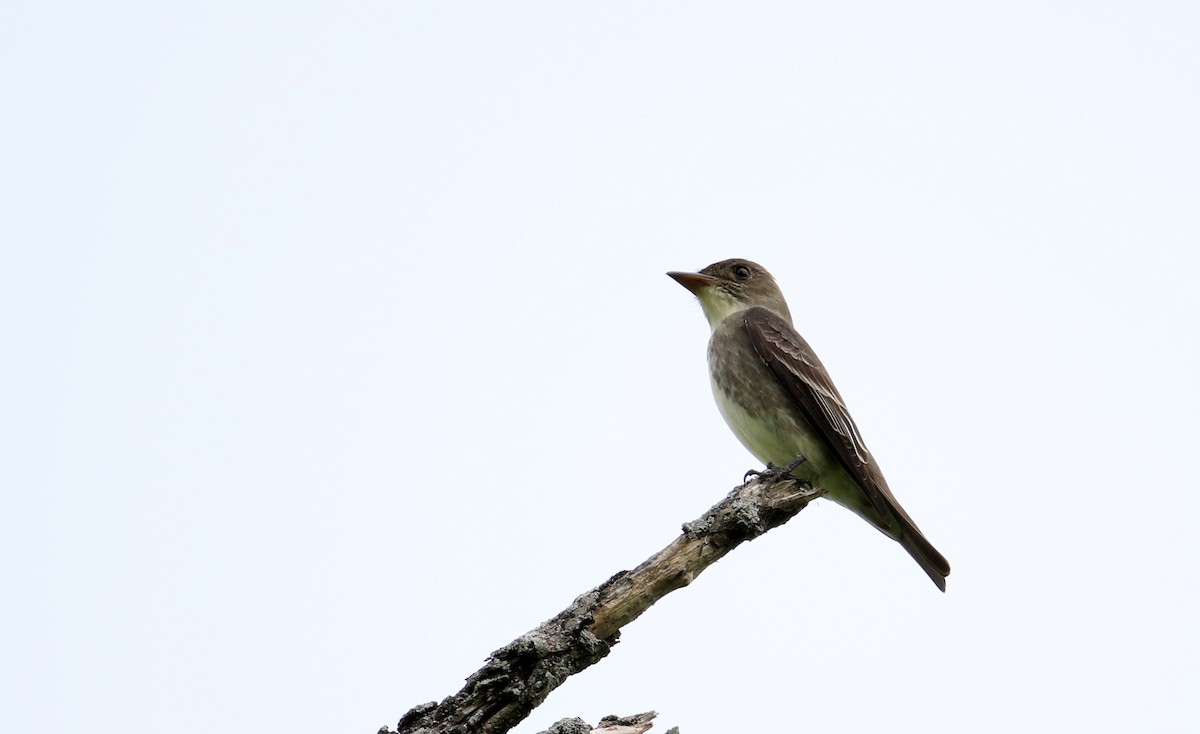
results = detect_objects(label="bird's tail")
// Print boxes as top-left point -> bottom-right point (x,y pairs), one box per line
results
898,525 -> 950,592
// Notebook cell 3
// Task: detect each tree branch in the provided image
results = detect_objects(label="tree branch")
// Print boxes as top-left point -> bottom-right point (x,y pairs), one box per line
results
388,475 -> 824,734
538,711 -> 666,734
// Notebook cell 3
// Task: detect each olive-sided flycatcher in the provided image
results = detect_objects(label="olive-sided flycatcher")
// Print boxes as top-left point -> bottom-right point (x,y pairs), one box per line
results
668,258 -> 950,591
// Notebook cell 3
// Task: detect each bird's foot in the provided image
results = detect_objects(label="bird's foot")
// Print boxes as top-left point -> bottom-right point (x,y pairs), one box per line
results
743,454 -> 808,484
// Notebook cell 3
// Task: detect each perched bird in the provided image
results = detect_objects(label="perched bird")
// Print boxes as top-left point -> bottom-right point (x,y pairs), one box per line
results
668,258 -> 950,591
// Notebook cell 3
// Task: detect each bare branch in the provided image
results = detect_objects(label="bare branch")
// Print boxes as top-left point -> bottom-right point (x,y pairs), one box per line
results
538,711 -> 661,734
388,475 -> 823,734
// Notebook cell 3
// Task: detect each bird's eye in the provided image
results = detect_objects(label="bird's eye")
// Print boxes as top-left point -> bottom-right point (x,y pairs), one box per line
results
733,265 -> 751,279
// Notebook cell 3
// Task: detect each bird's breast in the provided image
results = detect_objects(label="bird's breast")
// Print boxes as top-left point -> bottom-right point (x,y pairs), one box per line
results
706,319 -> 832,474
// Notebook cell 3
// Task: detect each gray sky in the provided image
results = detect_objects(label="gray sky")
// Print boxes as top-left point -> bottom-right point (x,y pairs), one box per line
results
4,2 -> 1199,732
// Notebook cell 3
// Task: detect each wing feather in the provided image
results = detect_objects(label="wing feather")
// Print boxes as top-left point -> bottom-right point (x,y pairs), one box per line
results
742,306 -> 950,589
742,307 -> 893,525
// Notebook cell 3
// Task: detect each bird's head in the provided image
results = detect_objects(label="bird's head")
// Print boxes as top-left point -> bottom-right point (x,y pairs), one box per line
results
668,259 -> 792,330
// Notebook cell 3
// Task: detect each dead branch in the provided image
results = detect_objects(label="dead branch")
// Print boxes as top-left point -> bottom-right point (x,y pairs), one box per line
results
387,474 -> 823,734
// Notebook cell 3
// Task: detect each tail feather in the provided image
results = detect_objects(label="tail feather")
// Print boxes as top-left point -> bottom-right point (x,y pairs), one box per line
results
899,526 -> 950,592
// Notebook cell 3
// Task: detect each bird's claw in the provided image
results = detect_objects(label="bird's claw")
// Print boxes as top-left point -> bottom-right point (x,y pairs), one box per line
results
743,454 -> 808,484
743,464 -> 776,483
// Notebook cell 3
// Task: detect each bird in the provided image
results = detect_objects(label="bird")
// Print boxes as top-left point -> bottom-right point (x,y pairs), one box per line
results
668,258 -> 950,591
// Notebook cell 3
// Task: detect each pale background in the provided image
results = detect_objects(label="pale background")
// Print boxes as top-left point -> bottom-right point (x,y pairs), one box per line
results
4,3 -> 1198,733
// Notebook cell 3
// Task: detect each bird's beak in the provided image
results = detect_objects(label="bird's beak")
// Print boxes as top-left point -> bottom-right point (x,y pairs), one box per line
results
667,271 -> 722,295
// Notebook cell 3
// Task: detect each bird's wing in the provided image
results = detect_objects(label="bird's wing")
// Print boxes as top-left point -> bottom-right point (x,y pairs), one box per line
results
742,306 -> 896,527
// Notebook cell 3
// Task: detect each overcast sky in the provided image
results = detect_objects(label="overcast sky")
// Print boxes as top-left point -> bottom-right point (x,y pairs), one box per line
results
4,3 -> 1199,733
